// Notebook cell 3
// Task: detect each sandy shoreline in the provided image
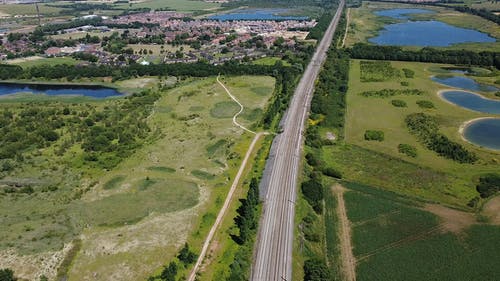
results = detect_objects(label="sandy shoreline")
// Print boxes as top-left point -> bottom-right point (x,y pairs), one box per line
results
458,117 -> 500,149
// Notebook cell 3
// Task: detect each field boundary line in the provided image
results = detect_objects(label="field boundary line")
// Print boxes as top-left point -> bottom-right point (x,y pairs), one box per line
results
217,75 -> 257,135
188,132 -> 265,281
333,185 -> 356,281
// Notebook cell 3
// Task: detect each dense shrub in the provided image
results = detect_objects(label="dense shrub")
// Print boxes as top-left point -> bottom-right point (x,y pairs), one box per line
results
416,100 -> 435,109
402,68 -> 415,78
360,88 -> 424,98
391,99 -> 407,107
360,61 -> 400,82
0,268 -> 16,281
301,179 -> 324,213
364,130 -> 384,141
398,144 -> 417,158
476,174 -> 500,198
304,259 -> 331,281
322,167 -> 342,179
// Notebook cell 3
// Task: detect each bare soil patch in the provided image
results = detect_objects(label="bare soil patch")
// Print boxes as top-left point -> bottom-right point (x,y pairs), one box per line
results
482,196 -> 500,225
424,204 -> 476,233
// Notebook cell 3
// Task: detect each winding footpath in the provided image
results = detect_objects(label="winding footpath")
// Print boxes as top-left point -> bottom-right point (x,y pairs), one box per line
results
187,77 -> 263,281
217,75 -> 257,135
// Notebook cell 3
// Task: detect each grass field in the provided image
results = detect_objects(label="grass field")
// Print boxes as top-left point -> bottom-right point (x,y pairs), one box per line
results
252,57 -> 292,66
5,56 -> 79,68
0,3 -> 62,16
344,1 -> 500,51
320,59 -> 500,207
343,182 -> 500,281
0,75 -> 275,281
117,0 -> 220,12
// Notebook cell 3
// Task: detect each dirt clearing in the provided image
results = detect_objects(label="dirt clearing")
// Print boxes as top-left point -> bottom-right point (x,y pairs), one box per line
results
424,204 -> 476,233
482,196 -> 500,225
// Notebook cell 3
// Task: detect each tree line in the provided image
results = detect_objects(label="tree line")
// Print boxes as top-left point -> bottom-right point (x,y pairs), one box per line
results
226,177 -> 261,281
349,43 -> 500,69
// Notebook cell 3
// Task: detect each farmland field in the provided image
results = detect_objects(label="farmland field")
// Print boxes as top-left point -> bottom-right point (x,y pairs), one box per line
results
116,0 -> 221,13
0,75 -> 275,281
343,182 -> 500,281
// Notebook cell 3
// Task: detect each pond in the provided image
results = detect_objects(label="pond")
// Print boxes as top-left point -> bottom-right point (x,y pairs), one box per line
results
0,82 -> 123,98
432,76 -> 499,92
462,118 -> 500,150
208,9 -> 308,21
369,9 -> 496,47
440,90 -> 500,114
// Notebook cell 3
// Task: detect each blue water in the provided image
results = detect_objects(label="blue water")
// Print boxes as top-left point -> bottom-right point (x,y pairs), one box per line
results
208,9 -> 308,21
441,90 -> 500,114
369,20 -> 496,47
432,76 -> 499,92
463,118 -> 500,150
369,8 -> 497,47
375,8 -> 434,20
0,82 -> 123,98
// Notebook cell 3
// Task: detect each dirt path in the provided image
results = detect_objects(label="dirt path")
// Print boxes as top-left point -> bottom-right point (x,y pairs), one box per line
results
332,185 -> 356,281
188,132 -> 265,281
341,8 -> 350,48
482,196 -> 500,225
217,75 -> 256,135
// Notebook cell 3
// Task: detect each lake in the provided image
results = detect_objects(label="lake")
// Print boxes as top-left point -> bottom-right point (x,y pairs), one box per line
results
440,90 -> 500,114
208,9 -> 308,21
462,118 -> 500,150
0,82 -> 123,98
432,76 -> 499,92
369,9 -> 496,47
375,8 -> 434,20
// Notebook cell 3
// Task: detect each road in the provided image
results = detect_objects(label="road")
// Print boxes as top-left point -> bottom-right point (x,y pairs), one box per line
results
251,2 -> 345,280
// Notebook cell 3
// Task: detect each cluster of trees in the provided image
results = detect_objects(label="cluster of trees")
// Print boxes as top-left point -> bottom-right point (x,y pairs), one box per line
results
262,66 -> 301,129
36,18 -> 103,34
476,174 -> 500,198
72,52 -> 98,62
226,178 -> 261,281
0,88 -> 163,178
0,61 -> 279,81
350,43 -> 500,69
307,12 -> 334,40
364,130 -> 384,141
310,48 -> 349,130
0,268 -> 16,281
405,113 -> 477,163
0,106 -> 63,160
150,243 -> 197,281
